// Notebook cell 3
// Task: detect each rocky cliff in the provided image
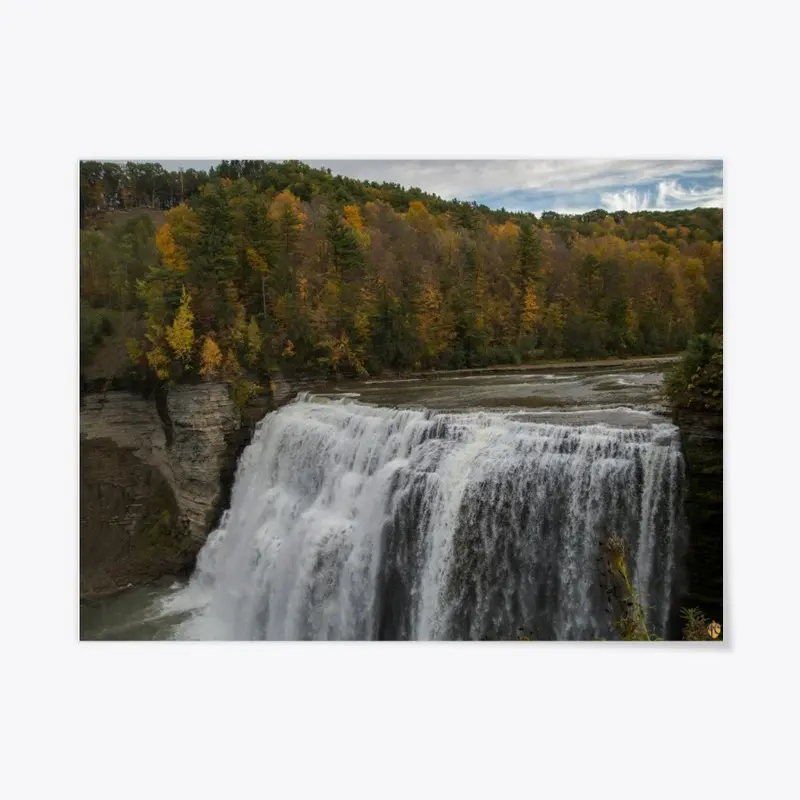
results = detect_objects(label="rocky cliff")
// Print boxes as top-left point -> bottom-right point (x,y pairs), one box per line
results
79,380 -> 290,599
674,409 -> 723,626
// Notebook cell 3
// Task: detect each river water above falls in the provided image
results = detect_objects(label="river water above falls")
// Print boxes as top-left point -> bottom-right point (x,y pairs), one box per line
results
80,362 -> 686,641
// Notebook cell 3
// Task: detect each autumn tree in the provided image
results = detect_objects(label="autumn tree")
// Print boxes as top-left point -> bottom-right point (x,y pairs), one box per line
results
99,160 -> 722,386
166,286 -> 195,367
200,335 -> 223,380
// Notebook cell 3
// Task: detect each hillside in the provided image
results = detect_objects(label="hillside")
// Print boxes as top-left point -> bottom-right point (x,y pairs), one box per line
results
79,160 -> 723,389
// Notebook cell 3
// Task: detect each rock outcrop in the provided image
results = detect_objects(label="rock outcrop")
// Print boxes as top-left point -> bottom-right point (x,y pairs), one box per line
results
269,372 -> 296,406
80,436 -> 186,598
79,374 -> 304,598
81,383 -> 250,598
165,384 -> 241,541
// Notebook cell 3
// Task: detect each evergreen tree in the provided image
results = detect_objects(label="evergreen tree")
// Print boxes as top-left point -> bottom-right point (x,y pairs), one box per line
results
517,220 -> 543,283
192,184 -> 238,286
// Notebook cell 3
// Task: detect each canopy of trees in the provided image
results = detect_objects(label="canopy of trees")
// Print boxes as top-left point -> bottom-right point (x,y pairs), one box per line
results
79,160 -> 723,387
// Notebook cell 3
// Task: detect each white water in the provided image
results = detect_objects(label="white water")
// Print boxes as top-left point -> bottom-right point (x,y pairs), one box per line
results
160,394 -> 685,640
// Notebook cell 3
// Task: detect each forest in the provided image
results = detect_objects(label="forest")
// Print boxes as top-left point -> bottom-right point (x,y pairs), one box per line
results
79,160 -> 723,395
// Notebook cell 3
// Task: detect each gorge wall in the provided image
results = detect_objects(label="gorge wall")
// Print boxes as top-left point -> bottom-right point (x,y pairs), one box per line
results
79,378 -> 288,598
81,372 -> 721,634
673,409 -> 723,626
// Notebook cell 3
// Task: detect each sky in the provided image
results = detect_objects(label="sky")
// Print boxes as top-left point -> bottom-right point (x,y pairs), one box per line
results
153,159 -> 723,215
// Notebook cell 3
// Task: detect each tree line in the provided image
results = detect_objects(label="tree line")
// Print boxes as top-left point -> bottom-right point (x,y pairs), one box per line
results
79,160 -> 723,393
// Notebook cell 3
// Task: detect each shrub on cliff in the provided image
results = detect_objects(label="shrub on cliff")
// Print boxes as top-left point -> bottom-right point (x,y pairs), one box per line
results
492,536 -> 724,642
602,535 -> 723,642
665,329 -> 723,413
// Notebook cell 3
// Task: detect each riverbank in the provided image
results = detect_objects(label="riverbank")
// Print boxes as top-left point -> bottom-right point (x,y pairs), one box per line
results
288,354 -> 682,389
409,354 -> 680,379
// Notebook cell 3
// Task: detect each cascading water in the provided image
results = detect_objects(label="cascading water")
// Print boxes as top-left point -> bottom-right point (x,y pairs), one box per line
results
163,393 -> 685,640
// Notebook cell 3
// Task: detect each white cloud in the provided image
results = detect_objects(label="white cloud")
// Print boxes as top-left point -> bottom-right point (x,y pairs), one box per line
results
599,179 -> 724,212
309,159 -> 721,202
600,188 -> 654,212
656,179 -> 723,208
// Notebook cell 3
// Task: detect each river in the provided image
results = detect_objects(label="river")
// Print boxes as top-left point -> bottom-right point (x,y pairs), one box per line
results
80,359 -> 685,641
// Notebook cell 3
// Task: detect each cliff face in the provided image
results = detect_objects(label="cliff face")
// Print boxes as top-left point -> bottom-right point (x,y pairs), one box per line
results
674,409 -> 723,626
79,375 -> 299,599
80,384 -> 247,598
165,385 -> 242,541
80,435 -> 185,599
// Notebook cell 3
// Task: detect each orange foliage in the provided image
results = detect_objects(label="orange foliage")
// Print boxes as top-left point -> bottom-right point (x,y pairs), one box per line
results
343,205 -> 364,232
155,223 -> 183,272
269,190 -> 306,228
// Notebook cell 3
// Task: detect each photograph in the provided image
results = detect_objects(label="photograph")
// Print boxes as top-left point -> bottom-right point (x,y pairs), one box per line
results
78,159 -> 723,642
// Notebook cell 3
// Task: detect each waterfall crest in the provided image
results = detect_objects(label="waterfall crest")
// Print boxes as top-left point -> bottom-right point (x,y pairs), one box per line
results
163,394 -> 685,640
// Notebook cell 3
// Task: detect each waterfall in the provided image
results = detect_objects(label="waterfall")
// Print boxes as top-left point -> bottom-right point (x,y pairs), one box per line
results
163,394 -> 686,640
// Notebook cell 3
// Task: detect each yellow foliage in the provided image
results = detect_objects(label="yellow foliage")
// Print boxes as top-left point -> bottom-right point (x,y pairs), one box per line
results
344,205 -> 364,232
199,335 -> 223,380
574,234 -> 628,262
521,282 -> 540,333
137,273 -> 171,331
684,257 -> 707,292
162,204 -> 199,269
322,330 -> 367,376
126,338 -> 142,365
166,286 -> 195,365
490,221 -> 520,242
283,339 -> 296,358
406,200 -> 435,233
246,248 -> 269,274
601,216 -> 617,230
230,377 -> 260,410
156,224 -> 187,273
418,282 -> 454,360
344,204 -> 371,247
146,345 -> 171,380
